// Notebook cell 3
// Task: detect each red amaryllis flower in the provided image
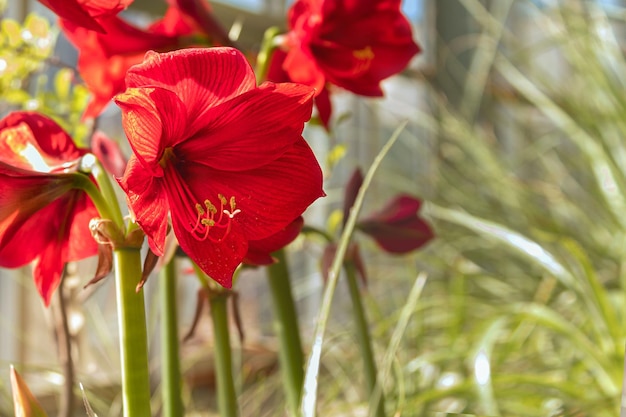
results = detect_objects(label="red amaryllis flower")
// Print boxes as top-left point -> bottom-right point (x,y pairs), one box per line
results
344,168 -> 433,253
91,131 -> 128,177
0,112 -> 99,305
115,47 -> 324,288
281,0 -> 419,96
357,195 -> 434,253
61,6 -> 199,119
38,0 -> 132,33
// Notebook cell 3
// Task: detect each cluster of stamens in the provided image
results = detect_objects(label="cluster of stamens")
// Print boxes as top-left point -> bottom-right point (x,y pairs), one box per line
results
190,194 -> 241,242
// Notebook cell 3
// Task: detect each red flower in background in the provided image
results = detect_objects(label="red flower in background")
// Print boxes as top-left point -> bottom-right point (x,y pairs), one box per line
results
115,47 -> 324,288
320,168 -> 433,282
357,195 -> 434,253
271,0 -> 419,127
91,131 -> 128,177
345,168 -> 433,254
61,6 -> 200,119
0,112 -> 99,305
38,0 -> 132,33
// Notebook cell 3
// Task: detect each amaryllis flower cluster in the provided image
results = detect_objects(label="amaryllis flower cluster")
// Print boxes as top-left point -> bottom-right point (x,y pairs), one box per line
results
0,112 -> 99,305
115,47 -> 324,287
270,0 -> 420,127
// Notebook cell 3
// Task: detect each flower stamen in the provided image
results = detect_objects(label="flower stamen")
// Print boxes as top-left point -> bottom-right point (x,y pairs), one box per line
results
352,45 -> 374,75
190,194 -> 240,242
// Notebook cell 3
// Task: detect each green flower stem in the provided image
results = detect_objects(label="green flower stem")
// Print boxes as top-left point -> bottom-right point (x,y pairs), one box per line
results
113,248 -> 152,417
266,248 -> 304,416
209,292 -> 239,417
160,257 -> 184,417
255,26 -> 282,84
71,173 -> 117,228
90,158 -> 125,229
300,225 -> 334,243
343,261 -> 385,417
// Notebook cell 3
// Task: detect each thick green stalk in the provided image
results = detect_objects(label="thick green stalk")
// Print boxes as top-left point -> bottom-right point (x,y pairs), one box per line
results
266,248 -> 304,416
113,248 -> 152,417
90,158 -> 125,229
160,258 -> 183,417
209,293 -> 238,417
344,262 -> 385,417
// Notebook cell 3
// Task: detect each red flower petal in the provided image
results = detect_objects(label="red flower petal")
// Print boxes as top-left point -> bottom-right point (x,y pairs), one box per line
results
90,131 -> 127,178
268,50 -> 332,128
40,0 -> 106,33
115,86 -> 187,173
0,112 -> 83,170
125,48 -> 257,123
178,82 -> 314,171
0,175 -> 65,266
0,175 -> 98,305
32,221 -> 66,305
283,43 -> 326,93
314,87 -> 332,129
357,195 -> 434,254
244,216 -> 304,265
117,155 -> 169,255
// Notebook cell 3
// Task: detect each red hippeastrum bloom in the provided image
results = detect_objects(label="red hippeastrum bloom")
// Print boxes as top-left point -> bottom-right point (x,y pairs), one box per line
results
357,195 -> 434,253
0,112 -> 99,305
38,0 -> 132,33
281,0 -> 419,96
115,47 -> 324,288
91,131 -> 128,177
61,6 -> 199,119
346,168 -> 433,253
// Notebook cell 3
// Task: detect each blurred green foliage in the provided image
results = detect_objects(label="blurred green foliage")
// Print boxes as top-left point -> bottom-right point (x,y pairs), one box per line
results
0,11 -> 89,143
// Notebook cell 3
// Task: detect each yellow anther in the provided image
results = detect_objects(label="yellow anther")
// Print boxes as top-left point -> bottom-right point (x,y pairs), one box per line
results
159,147 -> 176,168
229,196 -> 236,211
195,203 -> 205,216
201,218 -> 215,227
353,45 -> 374,61
204,199 -> 217,214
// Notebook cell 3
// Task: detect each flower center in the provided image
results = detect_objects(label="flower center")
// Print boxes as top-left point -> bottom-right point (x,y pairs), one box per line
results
352,46 -> 374,75
190,194 -> 241,242
159,147 -> 177,168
